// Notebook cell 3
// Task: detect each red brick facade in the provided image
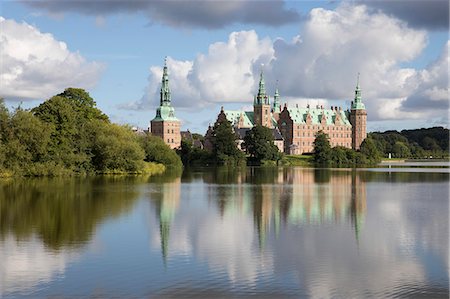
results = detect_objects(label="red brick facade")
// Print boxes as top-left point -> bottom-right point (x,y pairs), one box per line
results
278,106 -> 354,155
151,120 -> 181,149
350,109 -> 367,150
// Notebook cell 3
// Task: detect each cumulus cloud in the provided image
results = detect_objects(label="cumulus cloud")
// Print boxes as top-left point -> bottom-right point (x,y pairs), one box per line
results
0,17 -> 103,101
361,0 -> 449,31
127,4 -> 445,124
20,0 -> 300,29
123,30 -> 274,110
402,41 -> 449,112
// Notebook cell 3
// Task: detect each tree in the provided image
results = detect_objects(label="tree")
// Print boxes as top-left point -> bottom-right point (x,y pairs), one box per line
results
2,109 -> 52,171
360,137 -> 382,163
313,131 -> 331,165
210,120 -> 244,165
330,146 -> 349,166
139,135 -> 182,169
32,88 -> 110,171
87,120 -> 145,172
56,88 -> 109,122
393,141 -> 411,158
242,125 -> 280,164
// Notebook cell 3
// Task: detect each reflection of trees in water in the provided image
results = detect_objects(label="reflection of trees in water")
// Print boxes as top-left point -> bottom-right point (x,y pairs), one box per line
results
0,176 -> 146,250
358,170 -> 449,182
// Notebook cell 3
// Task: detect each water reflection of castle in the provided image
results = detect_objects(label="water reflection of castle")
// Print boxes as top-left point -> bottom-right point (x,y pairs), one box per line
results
150,178 -> 181,263
248,169 -> 367,247
150,169 -> 366,261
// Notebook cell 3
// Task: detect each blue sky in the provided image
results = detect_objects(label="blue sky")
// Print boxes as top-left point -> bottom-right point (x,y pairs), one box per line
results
1,1 -> 448,133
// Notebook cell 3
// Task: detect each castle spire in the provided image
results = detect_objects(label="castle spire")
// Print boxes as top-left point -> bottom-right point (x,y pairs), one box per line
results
273,80 -> 281,113
256,67 -> 269,105
160,57 -> 171,106
352,73 -> 365,110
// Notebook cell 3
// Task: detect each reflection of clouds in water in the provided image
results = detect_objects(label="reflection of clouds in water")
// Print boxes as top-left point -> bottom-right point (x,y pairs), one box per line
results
151,224 -> 192,258
149,170 -> 448,296
149,183 -> 274,284
0,234 -> 79,296
278,182 -> 447,298
196,212 -> 273,285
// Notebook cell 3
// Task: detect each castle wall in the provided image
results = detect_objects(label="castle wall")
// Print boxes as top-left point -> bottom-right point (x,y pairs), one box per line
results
151,120 -> 181,149
350,109 -> 367,150
278,108 -> 353,155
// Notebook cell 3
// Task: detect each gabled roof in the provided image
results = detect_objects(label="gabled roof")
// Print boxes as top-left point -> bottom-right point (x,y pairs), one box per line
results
224,110 -> 253,128
224,110 -> 278,128
286,107 -> 351,126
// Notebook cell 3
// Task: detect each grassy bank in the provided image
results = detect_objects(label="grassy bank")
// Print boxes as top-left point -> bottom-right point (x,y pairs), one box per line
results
0,162 -> 166,177
281,155 -> 314,167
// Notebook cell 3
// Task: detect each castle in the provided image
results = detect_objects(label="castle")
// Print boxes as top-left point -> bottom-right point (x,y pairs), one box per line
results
207,71 -> 367,154
150,60 -> 367,154
150,59 -> 181,149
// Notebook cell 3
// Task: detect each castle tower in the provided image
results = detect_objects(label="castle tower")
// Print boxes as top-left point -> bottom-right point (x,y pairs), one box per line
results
253,70 -> 272,128
151,58 -> 181,149
350,73 -> 367,150
272,81 -> 281,121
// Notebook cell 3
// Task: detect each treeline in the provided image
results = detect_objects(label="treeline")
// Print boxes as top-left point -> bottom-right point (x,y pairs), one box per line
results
312,126 -> 449,167
369,127 -> 449,158
0,88 -> 182,176
177,121 -> 282,166
312,132 -> 382,166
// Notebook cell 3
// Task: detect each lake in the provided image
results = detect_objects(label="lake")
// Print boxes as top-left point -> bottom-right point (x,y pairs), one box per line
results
0,167 -> 448,298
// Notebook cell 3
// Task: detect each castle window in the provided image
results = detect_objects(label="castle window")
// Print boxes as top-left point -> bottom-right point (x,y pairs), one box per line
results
171,139 -> 174,143
167,139 -> 170,143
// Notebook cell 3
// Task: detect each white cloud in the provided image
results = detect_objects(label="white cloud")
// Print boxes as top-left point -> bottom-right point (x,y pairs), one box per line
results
128,4 -> 447,125
402,41 -> 449,111
0,17 -> 104,101
125,30 -> 274,110
269,4 -> 427,119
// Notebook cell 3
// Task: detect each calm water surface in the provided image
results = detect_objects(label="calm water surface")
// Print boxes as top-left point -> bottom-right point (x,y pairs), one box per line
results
0,167 -> 448,298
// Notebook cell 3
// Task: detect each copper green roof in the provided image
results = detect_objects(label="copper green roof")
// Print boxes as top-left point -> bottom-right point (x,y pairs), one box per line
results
286,107 -> 351,126
152,58 -> 179,122
351,73 -> 366,110
223,110 -> 278,128
152,104 -> 179,122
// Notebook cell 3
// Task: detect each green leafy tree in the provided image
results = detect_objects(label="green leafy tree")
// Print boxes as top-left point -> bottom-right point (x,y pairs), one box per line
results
313,131 -> 331,165
139,135 -> 182,169
0,99 -> 8,168
360,137 -> 382,163
211,120 -> 244,165
242,125 -> 280,164
32,88 -> 110,171
393,141 -> 411,158
87,120 -> 145,172
2,109 -> 52,173
421,136 -> 441,151
330,146 -> 349,166
56,88 -> 109,122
